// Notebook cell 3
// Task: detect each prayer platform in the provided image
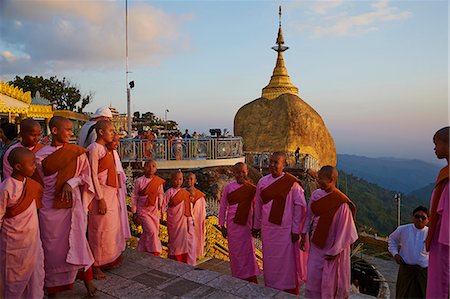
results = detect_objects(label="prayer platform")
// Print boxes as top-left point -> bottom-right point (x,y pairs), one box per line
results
53,249 -> 375,298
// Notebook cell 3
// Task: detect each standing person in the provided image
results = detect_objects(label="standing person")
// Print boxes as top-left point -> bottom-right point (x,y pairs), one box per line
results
87,120 -> 124,279
173,133 -> 183,160
0,147 -> 44,299
185,172 -> 206,260
77,106 -> 113,148
294,147 -> 300,165
2,119 -> 44,182
426,126 -> 449,299
35,116 -> 96,297
131,160 -> 165,256
164,171 -> 196,265
252,152 -> 307,294
300,166 -> 358,299
388,206 -> 429,298
107,134 -> 131,251
0,123 -> 18,180
219,162 -> 261,283
192,131 -> 199,158
182,129 -> 191,139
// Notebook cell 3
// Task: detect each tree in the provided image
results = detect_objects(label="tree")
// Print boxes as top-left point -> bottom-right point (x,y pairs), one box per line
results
9,75 -> 93,112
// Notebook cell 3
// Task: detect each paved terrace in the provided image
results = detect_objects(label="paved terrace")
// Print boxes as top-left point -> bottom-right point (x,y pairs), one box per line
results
55,249 -> 374,299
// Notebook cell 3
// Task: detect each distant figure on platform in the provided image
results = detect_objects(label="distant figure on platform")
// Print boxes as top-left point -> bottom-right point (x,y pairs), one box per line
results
388,206 -> 429,298
182,129 -> 191,139
301,166 -> 358,299
2,119 -> 44,184
164,171 -> 196,265
252,152 -> 307,294
294,147 -> 300,165
87,120 -> 124,279
78,106 -> 113,148
131,160 -> 165,256
0,147 -> 44,298
426,126 -> 449,299
219,162 -> 261,283
35,116 -> 96,297
185,172 -> 206,260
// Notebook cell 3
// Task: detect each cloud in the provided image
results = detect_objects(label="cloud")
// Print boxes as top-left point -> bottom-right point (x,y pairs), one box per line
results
293,0 -> 412,37
0,1 -> 191,75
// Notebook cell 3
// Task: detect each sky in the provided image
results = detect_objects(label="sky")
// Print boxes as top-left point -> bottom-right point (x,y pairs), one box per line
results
0,0 -> 448,163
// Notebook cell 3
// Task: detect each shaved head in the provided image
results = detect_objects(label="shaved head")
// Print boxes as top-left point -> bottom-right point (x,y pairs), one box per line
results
8,147 -> 34,168
434,127 -> 449,144
171,170 -> 183,179
49,116 -> 70,129
318,165 -> 338,181
186,172 -> 196,179
20,118 -> 41,133
95,119 -> 113,134
233,162 -> 247,171
271,152 -> 287,163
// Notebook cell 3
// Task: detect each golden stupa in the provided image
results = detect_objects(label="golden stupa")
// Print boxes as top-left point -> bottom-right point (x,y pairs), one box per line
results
234,7 -> 336,166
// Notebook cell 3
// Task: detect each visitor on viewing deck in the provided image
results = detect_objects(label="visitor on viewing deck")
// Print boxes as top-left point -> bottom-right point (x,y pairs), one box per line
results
252,152 -> 307,294
185,172 -> 207,260
182,129 -> 191,139
164,170 -> 196,265
0,147 -> 44,298
131,160 -> 165,256
87,120 -> 125,279
77,106 -> 113,148
425,126 -> 449,299
301,165 -> 358,299
0,123 -> 19,180
35,116 -> 96,297
388,206 -> 429,298
2,119 -> 44,185
106,134 -> 131,253
219,162 -> 261,283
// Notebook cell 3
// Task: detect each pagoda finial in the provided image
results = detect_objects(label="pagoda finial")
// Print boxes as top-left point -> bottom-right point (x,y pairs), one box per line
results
261,5 -> 298,100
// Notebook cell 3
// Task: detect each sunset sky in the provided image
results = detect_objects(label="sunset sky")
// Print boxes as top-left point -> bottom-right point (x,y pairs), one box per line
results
1,0 -> 448,163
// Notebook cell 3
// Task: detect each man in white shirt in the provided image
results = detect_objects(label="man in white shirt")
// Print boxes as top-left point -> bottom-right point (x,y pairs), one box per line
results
388,206 -> 429,298
77,106 -> 113,148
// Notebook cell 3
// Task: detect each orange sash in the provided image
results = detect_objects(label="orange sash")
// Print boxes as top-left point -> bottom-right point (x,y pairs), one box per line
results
138,176 -> 165,206
425,165 -> 449,251
98,149 -> 118,188
31,143 -> 45,154
188,187 -> 206,205
311,189 -> 356,249
4,178 -> 43,218
42,143 -> 87,209
169,189 -> 192,217
260,173 -> 301,225
227,182 -> 256,225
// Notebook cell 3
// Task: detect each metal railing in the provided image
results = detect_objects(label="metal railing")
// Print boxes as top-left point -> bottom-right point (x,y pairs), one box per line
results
119,137 -> 243,162
244,151 -> 320,171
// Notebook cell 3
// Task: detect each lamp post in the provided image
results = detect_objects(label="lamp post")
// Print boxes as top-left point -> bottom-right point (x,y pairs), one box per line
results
394,193 -> 401,227
165,109 -> 169,131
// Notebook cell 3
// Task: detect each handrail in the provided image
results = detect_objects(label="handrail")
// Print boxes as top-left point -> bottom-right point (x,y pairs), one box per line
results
244,151 -> 320,171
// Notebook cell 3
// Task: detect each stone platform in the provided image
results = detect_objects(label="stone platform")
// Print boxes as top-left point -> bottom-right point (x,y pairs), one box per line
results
53,249 -> 375,298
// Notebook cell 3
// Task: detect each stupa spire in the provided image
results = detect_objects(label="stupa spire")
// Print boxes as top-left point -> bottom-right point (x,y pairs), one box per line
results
261,5 -> 299,100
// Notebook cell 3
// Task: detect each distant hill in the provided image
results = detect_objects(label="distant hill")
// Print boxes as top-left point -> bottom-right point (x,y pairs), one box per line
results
338,171 -> 428,236
408,183 -> 434,202
337,154 -> 440,193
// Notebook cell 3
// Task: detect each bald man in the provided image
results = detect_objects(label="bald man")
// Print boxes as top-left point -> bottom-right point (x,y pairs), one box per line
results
2,118 -> 44,180
35,116 -> 96,297
252,152 -> 307,294
426,126 -> 449,299
301,166 -> 358,299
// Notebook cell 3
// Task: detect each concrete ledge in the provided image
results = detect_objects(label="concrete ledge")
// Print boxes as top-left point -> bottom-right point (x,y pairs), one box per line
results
154,157 -> 245,169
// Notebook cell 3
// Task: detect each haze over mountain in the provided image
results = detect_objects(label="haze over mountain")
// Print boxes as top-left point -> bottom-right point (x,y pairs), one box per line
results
337,154 -> 441,193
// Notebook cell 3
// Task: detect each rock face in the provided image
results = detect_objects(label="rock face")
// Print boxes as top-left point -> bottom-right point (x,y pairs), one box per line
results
234,93 -> 336,166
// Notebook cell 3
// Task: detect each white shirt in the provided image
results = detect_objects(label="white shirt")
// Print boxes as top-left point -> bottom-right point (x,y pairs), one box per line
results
388,223 -> 429,268
77,120 -> 97,148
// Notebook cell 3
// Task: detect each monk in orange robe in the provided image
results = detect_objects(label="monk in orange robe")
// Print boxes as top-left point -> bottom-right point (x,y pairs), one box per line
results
87,120 -> 124,279
0,147 -> 44,298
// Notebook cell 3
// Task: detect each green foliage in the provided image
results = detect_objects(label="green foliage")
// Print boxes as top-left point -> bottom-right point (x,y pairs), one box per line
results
9,75 -> 93,112
338,171 -> 429,236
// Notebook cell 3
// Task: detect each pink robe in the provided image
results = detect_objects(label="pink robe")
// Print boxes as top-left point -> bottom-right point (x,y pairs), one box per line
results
131,176 -> 164,254
303,188 -> 358,299
191,193 -> 206,258
254,173 -> 307,291
113,150 -> 131,243
0,177 -> 44,299
219,181 -> 261,280
426,182 -> 449,299
164,187 -> 196,266
87,142 -> 123,267
35,145 -> 95,289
